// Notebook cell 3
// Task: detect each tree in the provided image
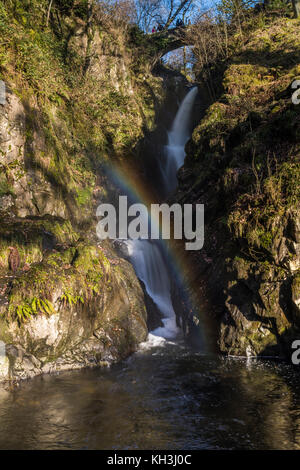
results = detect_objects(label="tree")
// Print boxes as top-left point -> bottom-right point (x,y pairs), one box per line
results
162,0 -> 193,28
135,0 -> 162,31
97,0 -> 136,27
135,0 -> 198,31
46,0 -> 54,26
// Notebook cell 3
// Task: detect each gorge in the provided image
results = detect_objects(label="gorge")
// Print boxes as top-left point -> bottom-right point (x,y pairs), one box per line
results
0,0 -> 299,450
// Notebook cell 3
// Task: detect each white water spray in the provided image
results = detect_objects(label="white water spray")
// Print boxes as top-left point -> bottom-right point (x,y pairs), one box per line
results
162,87 -> 198,194
126,239 -> 179,341
127,87 -> 198,344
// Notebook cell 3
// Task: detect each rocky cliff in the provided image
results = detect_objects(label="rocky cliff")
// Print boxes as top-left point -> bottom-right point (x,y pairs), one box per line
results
1,3 -> 299,379
176,16 -> 300,358
0,1 -> 166,381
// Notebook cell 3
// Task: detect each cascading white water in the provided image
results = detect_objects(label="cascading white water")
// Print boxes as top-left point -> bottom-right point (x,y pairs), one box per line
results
162,87 -> 198,195
126,239 -> 179,341
127,87 -> 198,344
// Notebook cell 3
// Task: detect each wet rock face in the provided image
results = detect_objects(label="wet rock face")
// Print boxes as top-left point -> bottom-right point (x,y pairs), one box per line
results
172,40 -> 300,357
141,282 -> 164,332
0,242 -> 147,382
0,5 -> 172,382
0,90 -> 67,219
179,200 -> 300,358
0,340 -> 9,381
174,203 -> 300,358
215,210 -> 300,357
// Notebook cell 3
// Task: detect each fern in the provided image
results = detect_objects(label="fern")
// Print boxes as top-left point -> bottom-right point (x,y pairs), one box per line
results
14,297 -> 56,323
60,291 -> 84,306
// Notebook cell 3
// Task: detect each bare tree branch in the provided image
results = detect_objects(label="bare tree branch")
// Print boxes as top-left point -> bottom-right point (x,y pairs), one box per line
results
164,0 -> 190,28
46,0 -> 54,26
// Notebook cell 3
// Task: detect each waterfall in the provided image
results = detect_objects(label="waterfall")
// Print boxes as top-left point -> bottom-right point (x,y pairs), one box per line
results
162,87 -> 198,195
126,240 -> 178,340
127,87 -> 198,343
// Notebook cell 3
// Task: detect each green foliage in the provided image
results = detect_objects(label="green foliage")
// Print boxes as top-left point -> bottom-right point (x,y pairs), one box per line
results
0,175 -> 14,197
129,25 -> 146,46
265,0 -> 293,15
187,15 -> 300,267
60,291 -> 84,306
218,0 -> 248,19
0,0 -> 162,192
55,0 -> 89,18
75,187 -> 93,207
0,2 -> 11,33
14,297 -> 55,323
265,161 -> 300,206
12,29 -> 67,100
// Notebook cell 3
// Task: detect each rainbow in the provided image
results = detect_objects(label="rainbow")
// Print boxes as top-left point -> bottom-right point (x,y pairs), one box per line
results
100,158 -> 214,351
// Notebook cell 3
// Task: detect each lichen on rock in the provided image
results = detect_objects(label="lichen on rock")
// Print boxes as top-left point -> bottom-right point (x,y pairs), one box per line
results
0,2 -> 167,381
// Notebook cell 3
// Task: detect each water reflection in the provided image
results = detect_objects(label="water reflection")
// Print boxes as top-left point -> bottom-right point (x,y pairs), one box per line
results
0,346 -> 299,450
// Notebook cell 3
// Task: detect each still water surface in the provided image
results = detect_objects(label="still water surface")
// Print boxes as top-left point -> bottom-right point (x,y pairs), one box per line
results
0,342 -> 300,450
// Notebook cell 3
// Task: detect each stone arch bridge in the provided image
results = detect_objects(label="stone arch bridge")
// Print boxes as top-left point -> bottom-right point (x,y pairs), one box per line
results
146,26 -> 192,61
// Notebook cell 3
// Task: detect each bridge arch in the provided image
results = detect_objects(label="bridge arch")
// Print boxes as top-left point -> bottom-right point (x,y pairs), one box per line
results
145,26 -> 193,61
